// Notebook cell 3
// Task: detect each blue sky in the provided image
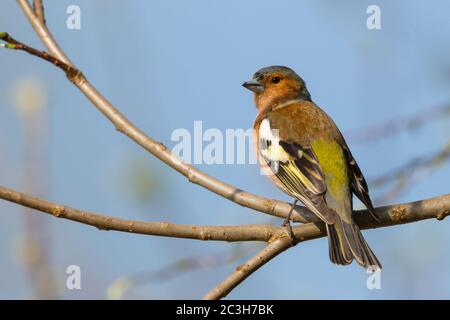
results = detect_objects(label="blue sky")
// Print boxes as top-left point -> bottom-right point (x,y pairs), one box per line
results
1,0 -> 450,299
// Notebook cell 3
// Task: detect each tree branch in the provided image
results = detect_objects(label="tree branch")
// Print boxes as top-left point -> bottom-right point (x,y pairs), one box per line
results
1,183 -> 449,243
32,0 -> 45,25
0,157 -> 449,302
0,185 -> 284,242
203,192 -> 450,299
2,182 -> 449,298
17,0 -> 71,64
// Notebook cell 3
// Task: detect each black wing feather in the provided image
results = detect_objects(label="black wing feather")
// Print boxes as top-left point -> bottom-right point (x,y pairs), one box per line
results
342,145 -> 381,222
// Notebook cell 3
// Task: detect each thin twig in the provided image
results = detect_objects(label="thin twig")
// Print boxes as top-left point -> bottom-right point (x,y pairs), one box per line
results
348,104 -> 450,144
203,237 -> 295,300
372,143 -> 450,204
107,244 -> 255,299
371,142 -> 450,189
0,32 -> 80,80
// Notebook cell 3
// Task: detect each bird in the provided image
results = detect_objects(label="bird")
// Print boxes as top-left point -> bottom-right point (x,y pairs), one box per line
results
242,65 -> 381,269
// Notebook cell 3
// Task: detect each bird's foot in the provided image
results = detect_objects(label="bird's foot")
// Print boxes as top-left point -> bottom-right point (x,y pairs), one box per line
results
282,218 -> 295,240
282,198 -> 298,243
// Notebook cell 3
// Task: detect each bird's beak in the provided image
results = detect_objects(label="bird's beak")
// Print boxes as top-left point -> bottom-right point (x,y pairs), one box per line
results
242,78 -> 264,93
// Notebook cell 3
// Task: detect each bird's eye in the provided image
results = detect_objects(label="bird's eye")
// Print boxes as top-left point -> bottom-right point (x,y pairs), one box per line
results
271,76 -> 281,84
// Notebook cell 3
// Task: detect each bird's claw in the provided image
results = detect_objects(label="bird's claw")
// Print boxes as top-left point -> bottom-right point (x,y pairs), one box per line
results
282,219 -> 295,241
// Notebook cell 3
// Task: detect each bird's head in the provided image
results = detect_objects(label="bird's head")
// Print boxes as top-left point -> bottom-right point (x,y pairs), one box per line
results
242,66 -> 311,111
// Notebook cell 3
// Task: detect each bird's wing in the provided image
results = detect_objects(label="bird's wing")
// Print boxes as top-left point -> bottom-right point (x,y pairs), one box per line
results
258,119 -> 336,224
341,144 -> 380,222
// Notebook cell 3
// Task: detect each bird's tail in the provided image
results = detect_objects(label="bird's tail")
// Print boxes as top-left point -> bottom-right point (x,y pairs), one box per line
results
326,218 -> 382,270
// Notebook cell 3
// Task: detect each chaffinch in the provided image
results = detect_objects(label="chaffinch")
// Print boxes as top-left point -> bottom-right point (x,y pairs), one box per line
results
243,66 -> 381,269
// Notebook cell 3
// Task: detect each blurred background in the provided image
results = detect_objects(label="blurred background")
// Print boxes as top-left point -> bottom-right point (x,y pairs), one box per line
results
1,0 -> 450,299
